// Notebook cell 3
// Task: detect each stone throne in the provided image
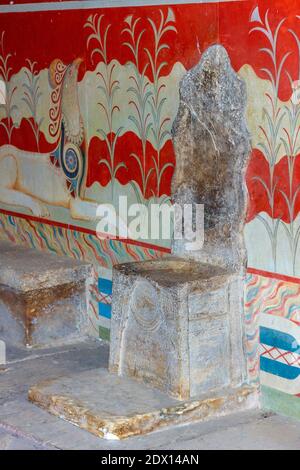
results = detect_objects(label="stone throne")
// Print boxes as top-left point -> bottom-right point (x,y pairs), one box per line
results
27,45 -> 257,440
109,45 -> 251,401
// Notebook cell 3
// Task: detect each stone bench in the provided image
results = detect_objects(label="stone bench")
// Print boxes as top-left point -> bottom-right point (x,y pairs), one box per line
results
0,241 -> 92,348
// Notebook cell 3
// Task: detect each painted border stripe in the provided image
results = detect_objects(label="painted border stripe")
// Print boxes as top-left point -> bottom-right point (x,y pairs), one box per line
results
0,209 -> 171,254
98,314 -> 111,330
260,345 -> 300,368
99,302 -> 112,319
99,325 -> 110,341
260,356 -> 300,380
98,278 -> 113,296
0,1 -> 244,13
260,327 -> 300,354
247,267 -> 300,285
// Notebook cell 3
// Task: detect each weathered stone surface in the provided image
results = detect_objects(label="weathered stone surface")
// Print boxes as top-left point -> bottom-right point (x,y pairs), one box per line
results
172,45 -> 250,270
109,258 -> 247,400
0,241 -> 92,347
28,368 -> 258,440
0,339 -> 108,406
0,241 -> 90,291
0,339 -> 5,365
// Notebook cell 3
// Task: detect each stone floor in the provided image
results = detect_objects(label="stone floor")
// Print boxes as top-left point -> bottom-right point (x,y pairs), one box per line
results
0,339 -> 300,450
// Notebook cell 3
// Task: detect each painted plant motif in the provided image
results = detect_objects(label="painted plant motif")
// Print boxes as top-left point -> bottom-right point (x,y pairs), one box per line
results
0,31 -> 18,144
146,8 -> 177,197
250,7 -> 300,275
249,7 -> 300,275
123,8 -> 176,198
279,28 -> 300,275
22,59 -> 43,151
85,14 -> 125,195
250,8 -> 290,271
123,14 -> 154,197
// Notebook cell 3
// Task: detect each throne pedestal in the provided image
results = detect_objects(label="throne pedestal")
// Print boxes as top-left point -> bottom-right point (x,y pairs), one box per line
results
109,259 -> 246,400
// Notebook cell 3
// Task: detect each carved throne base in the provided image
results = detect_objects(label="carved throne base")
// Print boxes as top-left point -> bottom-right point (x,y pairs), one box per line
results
109,258 -> 248,401
28,368 -> 258,440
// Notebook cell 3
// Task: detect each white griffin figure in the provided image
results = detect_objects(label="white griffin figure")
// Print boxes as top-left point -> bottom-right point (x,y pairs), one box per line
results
0,57 -> 99,221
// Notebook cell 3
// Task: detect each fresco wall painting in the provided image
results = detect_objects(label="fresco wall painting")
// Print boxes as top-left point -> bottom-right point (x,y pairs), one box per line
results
1,0 -> 300,416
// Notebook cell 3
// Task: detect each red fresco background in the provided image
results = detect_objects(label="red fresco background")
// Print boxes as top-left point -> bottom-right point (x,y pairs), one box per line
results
1,0 -> 300,218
